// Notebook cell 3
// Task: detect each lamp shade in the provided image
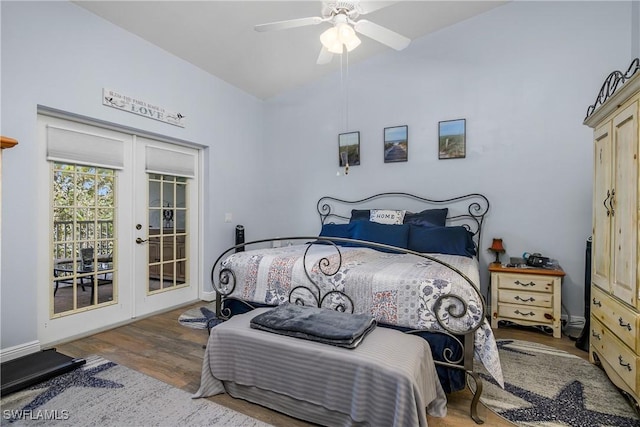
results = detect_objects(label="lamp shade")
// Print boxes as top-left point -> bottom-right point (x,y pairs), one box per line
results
489,238 -> 505,253
320,23 -> 361,54
344,33 -> 361,52
320,27 -> 344,54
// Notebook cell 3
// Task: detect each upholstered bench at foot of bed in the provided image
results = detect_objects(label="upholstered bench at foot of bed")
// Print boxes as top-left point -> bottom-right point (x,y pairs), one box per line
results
194,307 -> 448,427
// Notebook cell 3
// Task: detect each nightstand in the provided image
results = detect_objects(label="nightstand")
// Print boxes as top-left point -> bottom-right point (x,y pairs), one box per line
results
489,263 -> 565,338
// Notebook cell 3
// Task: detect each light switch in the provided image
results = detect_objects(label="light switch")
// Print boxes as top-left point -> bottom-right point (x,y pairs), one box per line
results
224,213 -> 232,223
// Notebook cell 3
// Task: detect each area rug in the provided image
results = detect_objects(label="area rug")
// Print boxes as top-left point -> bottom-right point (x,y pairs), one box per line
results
473,339 -> 640,427
178,302 -> 223,330
0,355 -> 271,426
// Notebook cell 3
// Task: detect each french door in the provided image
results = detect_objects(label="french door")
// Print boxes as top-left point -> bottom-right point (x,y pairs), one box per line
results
133,137 -> 199,317
37,114 -> 200,345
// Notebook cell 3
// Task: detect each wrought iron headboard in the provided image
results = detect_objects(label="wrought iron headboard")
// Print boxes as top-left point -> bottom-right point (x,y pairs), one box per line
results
316,192 -> 490,259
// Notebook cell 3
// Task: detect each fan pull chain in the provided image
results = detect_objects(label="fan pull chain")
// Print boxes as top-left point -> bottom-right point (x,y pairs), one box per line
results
337,49 -> 351,177
345,50 -> 350,133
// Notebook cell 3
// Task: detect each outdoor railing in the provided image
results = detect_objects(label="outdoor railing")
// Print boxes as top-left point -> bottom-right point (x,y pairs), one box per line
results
53,220 -> 114,261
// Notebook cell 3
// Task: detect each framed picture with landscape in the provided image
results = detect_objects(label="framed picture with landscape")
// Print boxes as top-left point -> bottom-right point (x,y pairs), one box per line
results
383,125 -> 408,163
338,131 -> 360,167
438,119 -> 466,159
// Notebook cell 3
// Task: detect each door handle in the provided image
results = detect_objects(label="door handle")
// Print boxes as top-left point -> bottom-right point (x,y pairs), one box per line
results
603,190 -> 611,216
609,188 -> 615,216
136,237 -> 148,244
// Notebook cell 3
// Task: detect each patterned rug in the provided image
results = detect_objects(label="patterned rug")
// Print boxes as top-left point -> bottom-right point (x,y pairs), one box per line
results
178,302 -> 224,330
0,355 -> 270,426
473,339 -> 640,427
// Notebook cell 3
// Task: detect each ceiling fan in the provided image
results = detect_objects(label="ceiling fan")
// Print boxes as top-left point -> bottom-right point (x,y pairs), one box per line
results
255,1 -> 411,65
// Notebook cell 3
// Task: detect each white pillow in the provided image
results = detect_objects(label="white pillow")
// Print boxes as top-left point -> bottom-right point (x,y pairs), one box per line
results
370,209 -> 406,225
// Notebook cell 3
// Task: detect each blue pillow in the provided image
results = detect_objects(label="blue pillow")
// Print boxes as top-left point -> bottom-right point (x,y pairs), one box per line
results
351,221 -> 409,252
403,208 -> 448,228
319,223 -> 354,246
407,225 -> 476,257
349,209 -> 370,222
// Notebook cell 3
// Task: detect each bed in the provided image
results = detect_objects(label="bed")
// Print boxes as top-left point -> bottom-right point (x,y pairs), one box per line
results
208,192 -> 504,423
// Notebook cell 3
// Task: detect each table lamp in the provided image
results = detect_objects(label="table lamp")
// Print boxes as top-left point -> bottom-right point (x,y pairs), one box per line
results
488,238 -> 505,264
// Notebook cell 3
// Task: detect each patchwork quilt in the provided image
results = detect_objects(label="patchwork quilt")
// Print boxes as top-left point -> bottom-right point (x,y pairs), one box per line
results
220,244 -> 504,386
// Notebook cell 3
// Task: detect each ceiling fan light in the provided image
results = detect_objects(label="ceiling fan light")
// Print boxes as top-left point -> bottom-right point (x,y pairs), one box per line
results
327,42 -> 344,54
344,34 -> 361,52
320,27 -> 338,49
337,23 -> 356,43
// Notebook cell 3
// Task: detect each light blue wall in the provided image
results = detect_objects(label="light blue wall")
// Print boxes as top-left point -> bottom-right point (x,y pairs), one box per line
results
0,1 -> 635,352
633,0 -> 639,58
0,1 -> 267,350
262,1 -> 634,321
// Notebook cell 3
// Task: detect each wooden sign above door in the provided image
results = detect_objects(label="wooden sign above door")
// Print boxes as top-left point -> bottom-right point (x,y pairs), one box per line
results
102,88 -> 186,128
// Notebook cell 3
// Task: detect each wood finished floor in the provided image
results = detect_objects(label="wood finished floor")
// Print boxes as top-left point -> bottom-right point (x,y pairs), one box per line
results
55,302 -> 590,427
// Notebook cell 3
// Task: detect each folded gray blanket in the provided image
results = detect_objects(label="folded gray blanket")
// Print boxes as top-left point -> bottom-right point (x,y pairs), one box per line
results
250,303 -> 376,349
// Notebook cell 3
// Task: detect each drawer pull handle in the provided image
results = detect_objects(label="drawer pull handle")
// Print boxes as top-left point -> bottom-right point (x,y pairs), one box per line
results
591,330 -> 601,340
514,280 -> 535,287
514,296 -> 535,302
618,355 -> 632,371
514,310 -> 535,317
592,298 -> 602,307
618,317 -> 632,331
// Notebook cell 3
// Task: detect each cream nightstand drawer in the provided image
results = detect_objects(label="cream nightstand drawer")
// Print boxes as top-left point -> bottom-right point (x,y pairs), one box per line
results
592,286 -> 640,353
497,302 -> 554,325
495,273 -> 555,293
498,289 -> 553,308
591,317 -> 640,395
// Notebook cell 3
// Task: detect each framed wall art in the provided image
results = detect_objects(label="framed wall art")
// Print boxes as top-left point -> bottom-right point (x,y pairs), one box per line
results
338,131 -> 360,167
383,125 -> 408,163
438,119 -> 466,159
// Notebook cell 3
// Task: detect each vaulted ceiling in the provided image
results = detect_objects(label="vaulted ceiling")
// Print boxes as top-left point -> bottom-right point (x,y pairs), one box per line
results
74,1 -> 507,99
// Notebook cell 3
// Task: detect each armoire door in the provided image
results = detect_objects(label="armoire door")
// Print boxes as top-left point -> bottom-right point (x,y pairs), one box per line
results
610,102 -> 638,306
591,123 -> 612,292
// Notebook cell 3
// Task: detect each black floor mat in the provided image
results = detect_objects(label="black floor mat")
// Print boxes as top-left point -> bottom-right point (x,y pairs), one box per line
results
1,348 -> 86,396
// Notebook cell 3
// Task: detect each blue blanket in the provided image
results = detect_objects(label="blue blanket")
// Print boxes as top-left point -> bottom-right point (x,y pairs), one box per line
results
250,303 -> 376,349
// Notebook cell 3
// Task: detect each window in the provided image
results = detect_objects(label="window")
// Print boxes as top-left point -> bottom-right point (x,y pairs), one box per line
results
147,174 -> 188,292
51,163 -> 116,315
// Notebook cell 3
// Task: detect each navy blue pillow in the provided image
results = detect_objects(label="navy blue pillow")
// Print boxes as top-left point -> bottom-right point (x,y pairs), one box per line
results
351,221 -> 409,252
319,223 -> 355,246
407,225 -> 476,257
403,208 -> 448,228
349,209 -> 370,222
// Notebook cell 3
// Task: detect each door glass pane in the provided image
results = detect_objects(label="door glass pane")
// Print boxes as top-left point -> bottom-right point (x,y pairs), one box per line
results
147,174 -> 188,294
52,163 -> 116,316
149,208 -> 161,230
176,183 -> 186,208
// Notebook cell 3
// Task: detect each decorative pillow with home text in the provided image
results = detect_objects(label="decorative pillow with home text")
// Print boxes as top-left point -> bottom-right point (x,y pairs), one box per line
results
369,209 -> 406,225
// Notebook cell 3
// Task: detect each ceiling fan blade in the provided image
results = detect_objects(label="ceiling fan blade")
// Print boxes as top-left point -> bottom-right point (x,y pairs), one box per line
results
254,16 -> 324,32
317,46 -> 333,65
353,19 -> 410,50
358,1 -> 398,15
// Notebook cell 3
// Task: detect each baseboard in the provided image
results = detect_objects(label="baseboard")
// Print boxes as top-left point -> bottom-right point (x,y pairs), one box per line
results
561,314 -> 586,328
200,291 -> 216,302
0,340 -> 41,364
